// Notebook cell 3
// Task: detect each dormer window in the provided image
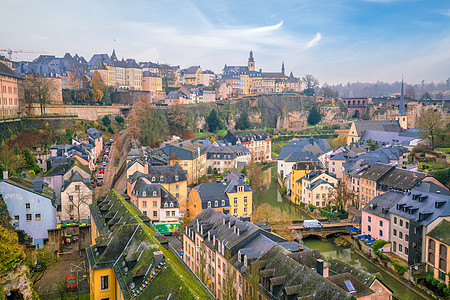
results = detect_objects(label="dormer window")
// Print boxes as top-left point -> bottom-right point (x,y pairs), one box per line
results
170,202 -> 174,207
175,175 -> 179,181
153,191 -> 157,197
142,191 -> 146,197
160,175 -> 164,181
208,202 -> 211,208
164,202 -> 168,207
222,200 -> 225,206
152,177 -> 156,182
238,186 -> 243,192
215,200 -> 219,207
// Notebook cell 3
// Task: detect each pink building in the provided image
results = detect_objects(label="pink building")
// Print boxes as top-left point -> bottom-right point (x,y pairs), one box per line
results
361,191 -> 404,240
0,62 -> 20,118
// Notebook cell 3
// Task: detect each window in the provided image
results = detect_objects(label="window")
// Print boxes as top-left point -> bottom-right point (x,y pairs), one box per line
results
238,186 -> 243,192
316,194 -> 320,199
153,191 -> 157,196
400,219 -> 403,227
153,211 -> 157,217
440,244 -> 447,259
35,214 -> 41,221
26,214 -> 32,221
405,247 -> 409,255
399,244 -> 402,252
399,232 -> 403,239
143,201 -> 147,208
367,225 -> 371,232
143,211 -> 147,215
152,177 -> 156,182
439,271 -> 446,281
164,202 -> 168,208
176,193 -> 179,198
75,185 -> 80,191
153,201 -> 157,207
393,229 -> 397,236
25,203 -> 30,209
379,230 -> 383,237
393,241 -> 397,252
244,196 -> 248,205
221,200 -> 225,206
208,202 -> 211,208
234,208 -> 238,215
394,217 -> 397,224
69,205 -> 74,211
172,211 -> 175,216
405,234 -> 409,242
316,202 -> 320,206
406,222 -> 409,229
234,197 -> 238,206
69,195 -> 73,201
100,275 -> 109,291
379,220 -> 383,226
14,215 -> 19,222
166,211 -> 170,217
244,207 -> 247,214
215,200 -> 218,207
322,201 -> 325,206
184,162 -> 188,166
368,216 -> 371,222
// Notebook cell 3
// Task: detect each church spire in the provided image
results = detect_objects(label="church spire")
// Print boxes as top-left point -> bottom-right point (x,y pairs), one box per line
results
398,77 -> 405,116
248,50 -> 254,63
248,50 -> 255,71
281,61 -> 285,75
111,49 -> 117,61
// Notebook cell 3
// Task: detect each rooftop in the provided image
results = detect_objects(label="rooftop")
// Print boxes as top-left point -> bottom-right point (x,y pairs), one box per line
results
427,220 -> 450,245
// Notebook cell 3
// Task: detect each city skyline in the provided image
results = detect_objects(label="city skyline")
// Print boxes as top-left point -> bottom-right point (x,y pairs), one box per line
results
2,0 -> 449,85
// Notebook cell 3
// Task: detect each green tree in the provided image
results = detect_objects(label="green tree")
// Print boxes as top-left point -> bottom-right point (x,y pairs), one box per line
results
235,111 -> 251,130
366,138 -> 379,151
114,115 -> 125,124
102,115 -> 111,126
307,107 -> 321,125
418,109 -> 441,149
0,194 -> 12,229
91,71 -> 105,103
22,149 -> 41,174
206,109 -> 223,133
0,227 -> 25,274
247,161 -> 263,190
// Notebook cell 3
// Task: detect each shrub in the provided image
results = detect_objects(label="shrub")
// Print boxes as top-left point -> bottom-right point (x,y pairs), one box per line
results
114,115 -> 125,124
393,261 -> 407,275
432,278 -> 440,287
308,204 -> 316,212
108,127 -> 114,134
437,282 -> 447,290
373,240 -> 389,252
425,275 -> 434,284
443,287 -> 450,295
102,115 -> 111,126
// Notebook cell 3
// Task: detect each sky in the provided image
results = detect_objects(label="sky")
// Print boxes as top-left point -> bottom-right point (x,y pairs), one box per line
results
2,0 -> 449,85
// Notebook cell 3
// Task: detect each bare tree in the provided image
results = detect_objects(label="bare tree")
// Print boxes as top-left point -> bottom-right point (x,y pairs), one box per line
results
222,265 -> 237,300
417,109 -> 441,149
65,188 -> 92,223
329,181 -> 357,211
301,74 -> 319,90
245,260 -> 261,300
21,73 -> 57,115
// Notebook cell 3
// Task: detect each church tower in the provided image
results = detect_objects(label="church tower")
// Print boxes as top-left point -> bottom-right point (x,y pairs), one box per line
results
111,49 -> 118,62
248,51 -> 255,71
395,78 -> 408,130
281,61 -> 285,75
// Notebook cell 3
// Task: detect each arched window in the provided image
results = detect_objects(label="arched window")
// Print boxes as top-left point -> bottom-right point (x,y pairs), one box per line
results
142,191 -> 146,197
164,202 -> 168,208
428,239 -> 436,264
208,201 -> 211,208
152,177 -> 156,182
160,175 -> 164,181
170,202 -> 174,207
153,191 -> 157,197
175,175 -> 179,181
440,244 -> 447,258
439,258 -> 446,271
221,200 -> 225,206
215,200 -> 219,207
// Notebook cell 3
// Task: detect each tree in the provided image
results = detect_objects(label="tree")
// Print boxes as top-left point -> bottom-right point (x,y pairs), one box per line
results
405,84 -> 416,99
307,107 -> 321,125
235,111 -> 251,130
91,71 -> 105,103
320,83 -> 339,98
253,203 -> 294,241
102,115 -> 111,126
0,227 -> 25,274
329,181 -> 357,211
0,194 -> 12,229
65,188 -> 92,223
222,263 -> 237,300
115,115 -> 125,124
0,146 -> 26,176
302,74 -> 319,90
329,134 -> 347,150
167,104 -> 191,135
246,260 -> 261,300
417,109 -> 441,149
176,211 -> 192,238
247,160 -> 263,190
127,99 -> 169,146
420,92 -> 433,101
366,138 -> 379,151
206,109 -> 223,133
21,73 -> 57,115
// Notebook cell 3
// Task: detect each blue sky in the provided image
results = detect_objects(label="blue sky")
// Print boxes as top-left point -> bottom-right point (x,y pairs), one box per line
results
2,0 -> 449,84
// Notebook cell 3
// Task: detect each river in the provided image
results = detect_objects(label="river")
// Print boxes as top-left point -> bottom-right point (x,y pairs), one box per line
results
253,166 -> 425,300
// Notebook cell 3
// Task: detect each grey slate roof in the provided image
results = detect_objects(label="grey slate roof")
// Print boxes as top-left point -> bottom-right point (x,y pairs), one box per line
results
353,120 -> 402,136
377,168 -> 428,192
128,164 -> 187,184
0,62 -> 20,78
389,183 -> 450,226
306,179 -> 334,191
359,163 -> 394,181
360,130 -> 420,147
362,191 -> 405,220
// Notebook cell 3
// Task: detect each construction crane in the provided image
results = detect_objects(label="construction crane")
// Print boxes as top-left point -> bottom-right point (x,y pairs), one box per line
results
0,49 -> 47,61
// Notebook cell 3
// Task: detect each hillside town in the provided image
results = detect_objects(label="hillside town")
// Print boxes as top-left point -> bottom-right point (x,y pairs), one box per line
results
1,2 -> 450,300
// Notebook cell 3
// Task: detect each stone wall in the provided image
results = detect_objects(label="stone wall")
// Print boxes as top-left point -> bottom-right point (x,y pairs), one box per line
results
0,264 -> 34,300
46,225 -> 91,253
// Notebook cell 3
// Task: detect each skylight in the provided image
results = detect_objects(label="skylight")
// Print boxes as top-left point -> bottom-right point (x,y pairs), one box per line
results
344,280 -> 356,293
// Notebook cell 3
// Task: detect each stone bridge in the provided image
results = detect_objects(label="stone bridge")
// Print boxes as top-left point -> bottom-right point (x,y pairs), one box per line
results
291,223 -> 357,239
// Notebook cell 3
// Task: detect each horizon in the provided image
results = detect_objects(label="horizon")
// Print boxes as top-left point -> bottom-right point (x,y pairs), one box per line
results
2,0 -> 449,85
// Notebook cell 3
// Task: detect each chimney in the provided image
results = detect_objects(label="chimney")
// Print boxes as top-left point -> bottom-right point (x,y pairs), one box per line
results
316,259 -> 328,277
2,171 -> 8,180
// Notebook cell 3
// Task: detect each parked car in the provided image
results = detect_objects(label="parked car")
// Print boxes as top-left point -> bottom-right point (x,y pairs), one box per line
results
98,173 -> 104,179
66,275 -> 77,290
97,180 -> 103,186
102,161 -> 107,166
99,169 -> 104,174
303,220 -> 323,228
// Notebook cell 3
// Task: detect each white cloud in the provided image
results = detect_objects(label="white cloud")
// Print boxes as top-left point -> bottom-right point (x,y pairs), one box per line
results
439,9 -> 450,17
306,33 -> 322,49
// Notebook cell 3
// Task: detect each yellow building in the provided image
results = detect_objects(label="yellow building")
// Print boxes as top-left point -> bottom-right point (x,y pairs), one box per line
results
426,219 -> 450,284
88,190 -> 211,300
182,66 -> 202,86
187,169 -> 252,218
239,73 -> 250,95
289,162 -> 323,205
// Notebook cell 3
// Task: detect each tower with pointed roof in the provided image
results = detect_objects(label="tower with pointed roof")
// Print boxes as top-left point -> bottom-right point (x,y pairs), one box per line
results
248,51 -> 255,71
281,61 -> 285,75
395,78 -> 408,130
111,49 -> 117,62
